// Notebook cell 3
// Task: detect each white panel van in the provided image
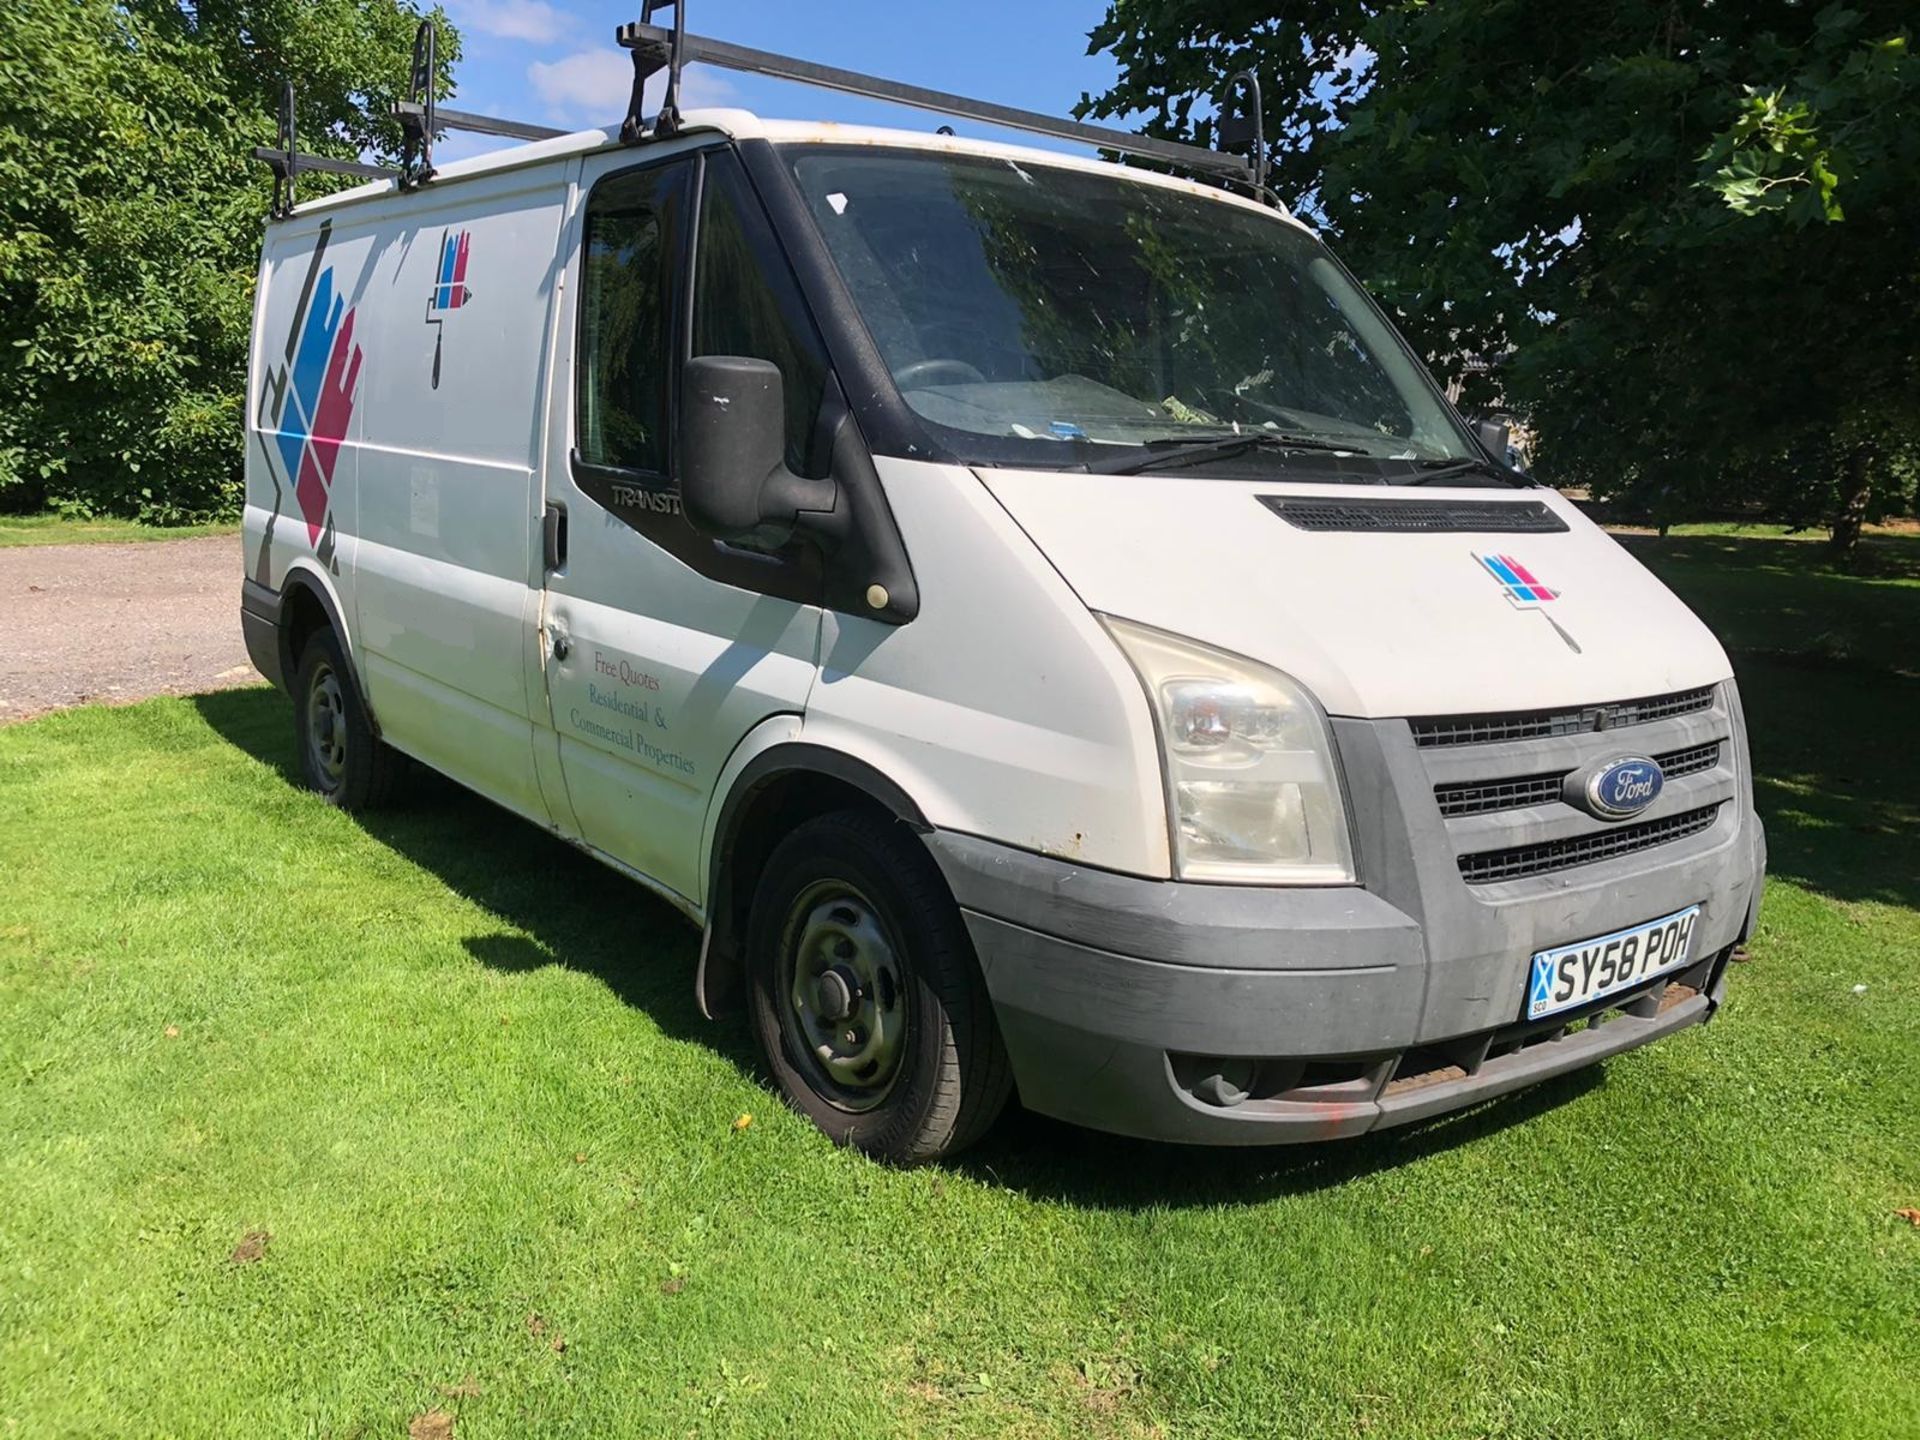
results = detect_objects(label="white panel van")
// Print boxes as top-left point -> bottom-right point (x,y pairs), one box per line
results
241,89 -> 1764,1161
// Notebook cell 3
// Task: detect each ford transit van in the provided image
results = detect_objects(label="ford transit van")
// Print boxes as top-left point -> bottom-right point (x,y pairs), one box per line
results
240,38 -> 1764,1162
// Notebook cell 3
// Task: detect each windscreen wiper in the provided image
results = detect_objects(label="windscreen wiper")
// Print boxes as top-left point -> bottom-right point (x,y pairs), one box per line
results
1086,431 -> 1357,477
1401,456 -> 1529,487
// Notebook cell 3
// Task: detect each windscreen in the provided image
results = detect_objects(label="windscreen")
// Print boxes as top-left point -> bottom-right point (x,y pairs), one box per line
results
785,147 -> 1476,475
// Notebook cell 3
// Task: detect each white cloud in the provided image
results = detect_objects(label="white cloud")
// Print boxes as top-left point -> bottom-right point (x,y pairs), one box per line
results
528,49 -> 632,122
676,66 -> 738,110
449,0 -> 573,45
527,52 -> 735,126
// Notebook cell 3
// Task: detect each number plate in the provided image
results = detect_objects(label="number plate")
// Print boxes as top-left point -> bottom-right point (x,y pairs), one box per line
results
1525,905 -> 1701,1021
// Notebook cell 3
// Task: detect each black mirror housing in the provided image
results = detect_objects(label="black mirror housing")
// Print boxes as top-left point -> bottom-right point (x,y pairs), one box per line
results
678,354 -> 919,626
1472,415 -> 1511,461
680,355 -> 806,543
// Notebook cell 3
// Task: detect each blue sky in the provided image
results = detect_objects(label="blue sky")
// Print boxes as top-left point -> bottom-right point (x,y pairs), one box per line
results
436,0 -> 1128,163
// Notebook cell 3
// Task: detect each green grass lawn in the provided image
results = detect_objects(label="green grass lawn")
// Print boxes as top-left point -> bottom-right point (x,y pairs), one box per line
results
0,513 -> 239,547
2,539 -> 1917,1437
1613,526 -> 1920,678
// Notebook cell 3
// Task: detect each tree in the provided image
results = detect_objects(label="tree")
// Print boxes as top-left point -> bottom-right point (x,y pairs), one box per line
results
1083,2 -> 1918,555
0,0 -> 456,523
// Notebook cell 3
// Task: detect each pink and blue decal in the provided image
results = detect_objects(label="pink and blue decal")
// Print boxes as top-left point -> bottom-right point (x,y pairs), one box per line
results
1476,552 -> 1558,606
431,229 -> 471,313
261,229 -> 362,551
424,228 -> 473,388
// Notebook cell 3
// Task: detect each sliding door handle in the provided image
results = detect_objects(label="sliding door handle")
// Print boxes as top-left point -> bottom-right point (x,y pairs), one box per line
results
542,502 -> 568,572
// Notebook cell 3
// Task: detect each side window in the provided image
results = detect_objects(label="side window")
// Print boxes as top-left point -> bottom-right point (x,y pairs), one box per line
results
693,149 -> 831,479
577,163 -> 686,475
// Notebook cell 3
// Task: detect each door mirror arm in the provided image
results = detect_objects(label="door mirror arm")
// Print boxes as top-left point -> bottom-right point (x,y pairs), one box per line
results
680,355 -> 918,623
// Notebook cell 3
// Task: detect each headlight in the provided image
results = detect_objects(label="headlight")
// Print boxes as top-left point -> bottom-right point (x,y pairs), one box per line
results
1101,616 -> 1356,884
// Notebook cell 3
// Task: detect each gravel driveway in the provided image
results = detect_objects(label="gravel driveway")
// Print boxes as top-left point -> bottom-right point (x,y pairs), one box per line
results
0,536 -> 259,724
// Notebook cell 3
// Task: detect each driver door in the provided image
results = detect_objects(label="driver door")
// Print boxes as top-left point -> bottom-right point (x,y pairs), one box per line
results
534,143 -> 828,909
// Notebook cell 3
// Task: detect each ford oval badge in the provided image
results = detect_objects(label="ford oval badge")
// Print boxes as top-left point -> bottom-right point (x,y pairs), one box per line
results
1575,757 -> 1665,821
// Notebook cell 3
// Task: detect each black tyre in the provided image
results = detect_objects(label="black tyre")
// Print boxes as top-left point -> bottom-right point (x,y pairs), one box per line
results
745,809 -> 1012,1163
291,627 -> 406,811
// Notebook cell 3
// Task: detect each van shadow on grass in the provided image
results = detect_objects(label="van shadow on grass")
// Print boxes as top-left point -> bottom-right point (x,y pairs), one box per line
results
190,686 -> 1630,1208
188,687 -> 755,1079
951,1067 -> 1609,1208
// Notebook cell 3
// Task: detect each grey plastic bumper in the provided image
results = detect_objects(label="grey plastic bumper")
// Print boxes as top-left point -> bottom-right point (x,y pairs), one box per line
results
240,578 -> 284,690
925,826 -> 1757,1146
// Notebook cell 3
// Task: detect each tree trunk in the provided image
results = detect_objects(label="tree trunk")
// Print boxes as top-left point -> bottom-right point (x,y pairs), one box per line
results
1827,445 -> 1873,560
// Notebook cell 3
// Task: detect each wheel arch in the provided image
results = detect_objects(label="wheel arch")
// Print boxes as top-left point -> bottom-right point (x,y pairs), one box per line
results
278,564 -> 379,738
697,742 -> 932,1019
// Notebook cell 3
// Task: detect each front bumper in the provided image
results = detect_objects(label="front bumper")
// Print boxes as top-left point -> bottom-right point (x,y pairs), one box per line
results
924,801 -> 1763,1146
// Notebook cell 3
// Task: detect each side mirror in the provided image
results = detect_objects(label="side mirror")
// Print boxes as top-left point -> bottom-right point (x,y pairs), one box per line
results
1472,415 -> 1511,462
679,355 -> 834,545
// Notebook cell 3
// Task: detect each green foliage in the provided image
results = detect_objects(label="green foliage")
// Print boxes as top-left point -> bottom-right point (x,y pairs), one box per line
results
0,1 -> 456,523
1084,1 -> 1920,550
1704,88 -> 1846,223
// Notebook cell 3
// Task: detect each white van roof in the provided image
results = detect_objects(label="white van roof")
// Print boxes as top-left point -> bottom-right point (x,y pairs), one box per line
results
290,108 -> 1301,228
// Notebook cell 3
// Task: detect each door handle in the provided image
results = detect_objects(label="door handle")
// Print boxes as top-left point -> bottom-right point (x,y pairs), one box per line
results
542,502 -> 568,572
551,630 -> 571,662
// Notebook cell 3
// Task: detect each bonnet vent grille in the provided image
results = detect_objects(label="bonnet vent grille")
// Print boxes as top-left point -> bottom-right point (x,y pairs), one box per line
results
1410,687 -> 1718,748
1258,497 -> 1569,534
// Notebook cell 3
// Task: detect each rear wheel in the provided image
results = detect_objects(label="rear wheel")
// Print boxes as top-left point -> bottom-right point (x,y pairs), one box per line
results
745,809 -> 1011,1163
291,627 -> 406,811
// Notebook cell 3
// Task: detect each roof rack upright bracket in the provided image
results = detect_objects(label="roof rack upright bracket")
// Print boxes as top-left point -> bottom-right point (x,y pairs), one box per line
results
1216,69 -> 1271,198
253,80 -> 400,220
394,19 -> 565,179
620,0 -> 685,144
269,81 -> 297,219
398,20 -> 438,188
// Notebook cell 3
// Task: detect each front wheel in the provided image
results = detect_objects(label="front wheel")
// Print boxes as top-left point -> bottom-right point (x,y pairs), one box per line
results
745,810 -> 1012,1163
291,627 -> 406,811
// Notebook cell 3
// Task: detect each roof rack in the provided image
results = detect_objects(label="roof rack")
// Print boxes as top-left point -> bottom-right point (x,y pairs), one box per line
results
251,3 -> 1268,217
252,20 -> 564,217
253,81 -> 397,219
394,19 -> 566,187
615,1 -> 1260,185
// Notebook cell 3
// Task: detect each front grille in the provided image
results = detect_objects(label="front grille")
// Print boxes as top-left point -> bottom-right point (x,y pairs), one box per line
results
1458,804 -> 1721,884
1656,741 -> 1720,781
1436,771 -> 1564,817
1434,740 -> 1723,818
1411,686 -> 1716,748
1258,496 -> 1569,534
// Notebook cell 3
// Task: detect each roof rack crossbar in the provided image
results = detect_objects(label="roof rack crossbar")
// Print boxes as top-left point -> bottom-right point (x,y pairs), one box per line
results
393,101 -> 567,145
615,21 -> 1254,182
252,147 -> 399,184
255,78 -> 402,219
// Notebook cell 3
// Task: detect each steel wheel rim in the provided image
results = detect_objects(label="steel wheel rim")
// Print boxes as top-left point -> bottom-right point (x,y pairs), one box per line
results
305,661 -> 347,788
777,879 -> 908,1112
